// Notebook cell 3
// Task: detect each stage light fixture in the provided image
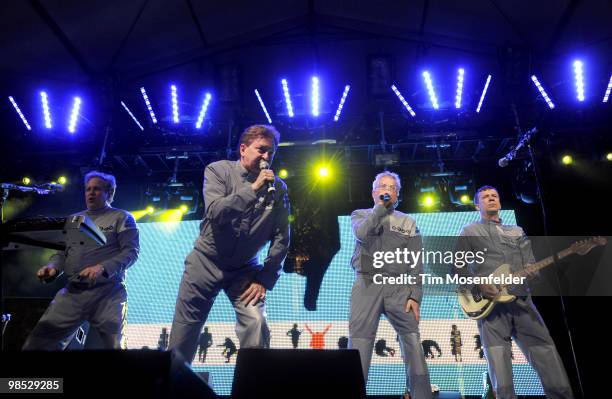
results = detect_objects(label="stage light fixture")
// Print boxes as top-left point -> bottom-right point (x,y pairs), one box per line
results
476,75 -> 492,113
390,84 -> 416,117
22,177 -> 31,185
603,74 -> 612,103
254,89 -> 272,123
333,85 -> 350,122
140,87 -> 158,124
311,76 -> 320,116
278,169 -> 289,179
121,101 -> 144,131
58,176 -> 67,185
40,91 -> 52,128
606,152 -> 612,161
422,71 -> 439,109
171,84 -> 179,123
281,79 -> 294,117
455,68 -> 464,109
68,97 -> 81,133
573,60 -> 585,101
8,96 -> 31,130
531,75 -> 555,109
195,93 -> 212,129
561,155 -> 573,165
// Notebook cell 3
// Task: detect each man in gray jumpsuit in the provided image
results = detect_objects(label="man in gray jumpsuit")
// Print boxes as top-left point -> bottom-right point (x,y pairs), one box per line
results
455,185 -> 573,399
23,171 -> 140,350
169,125 -> 290,364
349,172 -> 431,399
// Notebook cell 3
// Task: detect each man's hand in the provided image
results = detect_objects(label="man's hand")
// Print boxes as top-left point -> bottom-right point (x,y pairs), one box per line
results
251,169 -> 275,192
479,283 -> 500,299
79,264 -> 105,282
405,298 -> 420,322
240,282 -> 266,306
36,265 -> 58,281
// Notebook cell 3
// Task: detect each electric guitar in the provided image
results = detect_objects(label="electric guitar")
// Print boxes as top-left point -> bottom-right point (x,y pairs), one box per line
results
458,237 -> 607,320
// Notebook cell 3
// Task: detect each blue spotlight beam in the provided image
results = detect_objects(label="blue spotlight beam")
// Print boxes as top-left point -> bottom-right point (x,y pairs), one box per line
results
476,75 -> 492,113
455,68 -> 465,109
311,76 -> 320,116
8,96 -> 32,130
121,101 -> 144,131
573,60 -> 585,101
254,89 -> 272,123
422,71 -> 439,109
195,93 -> 212,129
281,79 -> 294,117
171,84 -> 179,123
603,74 -> 612,103
390,84 -> 416,117
40,91 -> 52,128
531,75 -> 555,109
140,87 -> 157,124
333,85 -> 351,122
68,97 -> 82,133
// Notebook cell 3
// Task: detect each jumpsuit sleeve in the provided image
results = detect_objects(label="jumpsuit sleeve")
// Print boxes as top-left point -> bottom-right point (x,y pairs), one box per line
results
99,213 -> 140,278
204,163 -> 257,225
351,205 -> 386,242
48,250 -> 66,274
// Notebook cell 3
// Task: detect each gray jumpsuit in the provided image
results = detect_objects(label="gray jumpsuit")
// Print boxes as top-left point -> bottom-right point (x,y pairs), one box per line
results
349,205 -> 432,399
168,160 -> 290,364
456,218 -> 573,399
22,206 -> 140,350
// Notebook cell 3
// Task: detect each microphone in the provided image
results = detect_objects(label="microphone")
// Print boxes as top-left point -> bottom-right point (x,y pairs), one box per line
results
259,159 -> 275,193
39,182 -> 64,191
379,193 -> 391,202
498,127 -> 538,168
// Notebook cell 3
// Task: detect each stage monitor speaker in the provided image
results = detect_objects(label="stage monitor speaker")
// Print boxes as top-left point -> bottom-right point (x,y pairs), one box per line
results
232,348 -> 366,398
0,350 -> 217,398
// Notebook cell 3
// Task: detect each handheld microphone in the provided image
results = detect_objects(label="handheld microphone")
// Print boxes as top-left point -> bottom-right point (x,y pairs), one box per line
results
259,159 -> 275,193
379,193 -> 391,202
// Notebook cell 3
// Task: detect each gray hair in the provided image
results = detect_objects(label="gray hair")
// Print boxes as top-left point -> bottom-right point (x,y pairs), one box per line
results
84,171 -> 116,204
372,171 -> 401,192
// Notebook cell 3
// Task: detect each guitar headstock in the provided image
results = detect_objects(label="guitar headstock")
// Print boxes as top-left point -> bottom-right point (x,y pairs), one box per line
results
571,236 -> 608,255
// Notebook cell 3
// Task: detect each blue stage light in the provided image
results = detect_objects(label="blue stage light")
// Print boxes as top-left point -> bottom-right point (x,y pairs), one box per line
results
603,74 -> 612,103
311,76 -> 320,116
391,84 -> 416,117
140,87 -> 157,124
254,89 -> 272,123
121,101 -> 144,131
68,97 -> 82,133
573,60 -> 585,101
8,96 -> 31,130
476,75 -> 492,113
422,71 -> 439,109
531,75 -> 555,109
195,93 -> 212,129
281,79 -> 294,117
40,91 -> 52,128
455,68 -> 464,109
171,84 -> 179,123
333,85 -> 350,122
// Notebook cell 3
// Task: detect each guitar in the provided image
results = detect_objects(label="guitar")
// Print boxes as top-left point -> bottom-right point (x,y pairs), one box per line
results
458,237 -> 607,320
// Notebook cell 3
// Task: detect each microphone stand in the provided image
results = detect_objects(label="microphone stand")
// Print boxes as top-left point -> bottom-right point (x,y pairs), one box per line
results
0,183 -> 57,350
515,132 -> 585,398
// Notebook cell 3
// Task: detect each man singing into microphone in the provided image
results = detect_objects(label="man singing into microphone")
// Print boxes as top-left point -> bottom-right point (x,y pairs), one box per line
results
168,125 -> 290,364
349,172 -> 431,399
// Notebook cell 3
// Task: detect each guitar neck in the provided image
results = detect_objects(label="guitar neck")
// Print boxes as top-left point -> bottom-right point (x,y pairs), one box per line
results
515,247 -> 573,278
